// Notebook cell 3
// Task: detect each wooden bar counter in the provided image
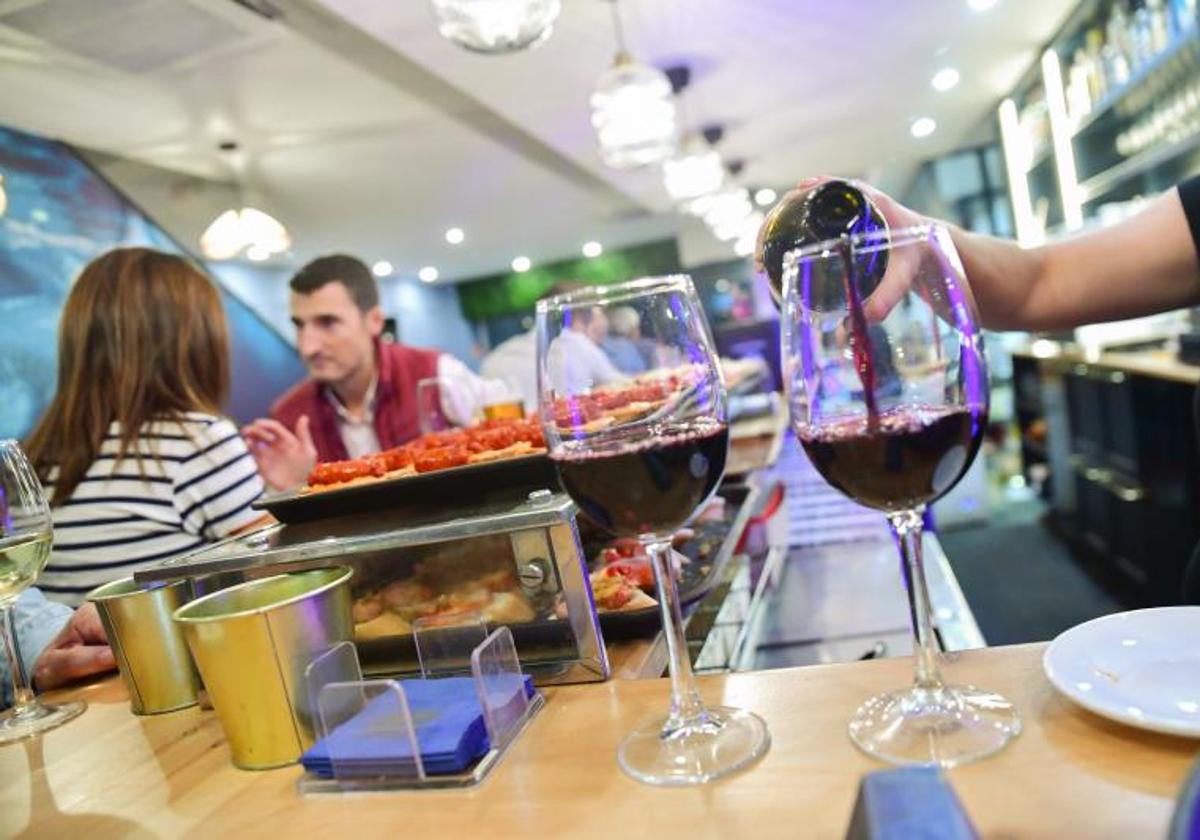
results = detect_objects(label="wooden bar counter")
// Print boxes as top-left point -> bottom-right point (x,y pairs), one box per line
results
2,643 -> 1196,838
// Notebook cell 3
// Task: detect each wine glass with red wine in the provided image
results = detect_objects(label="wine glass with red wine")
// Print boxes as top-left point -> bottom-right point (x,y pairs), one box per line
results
536,276 -> 770,786
781,224 -> 1020,767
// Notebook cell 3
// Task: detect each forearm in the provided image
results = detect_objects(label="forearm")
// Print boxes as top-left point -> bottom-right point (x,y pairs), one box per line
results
950,188 -> 1200,332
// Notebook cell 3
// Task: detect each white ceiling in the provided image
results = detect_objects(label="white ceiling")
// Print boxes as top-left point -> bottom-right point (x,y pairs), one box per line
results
0,0 -> 1075,282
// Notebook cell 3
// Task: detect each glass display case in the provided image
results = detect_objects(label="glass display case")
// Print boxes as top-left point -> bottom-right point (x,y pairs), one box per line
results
134,491 -> 608,685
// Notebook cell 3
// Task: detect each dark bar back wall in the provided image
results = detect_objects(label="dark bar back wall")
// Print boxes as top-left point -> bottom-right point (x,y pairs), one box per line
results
0,124 -> 308,439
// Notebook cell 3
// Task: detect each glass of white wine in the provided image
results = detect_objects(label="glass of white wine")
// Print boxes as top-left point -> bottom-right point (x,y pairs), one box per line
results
0,439 -> 84,742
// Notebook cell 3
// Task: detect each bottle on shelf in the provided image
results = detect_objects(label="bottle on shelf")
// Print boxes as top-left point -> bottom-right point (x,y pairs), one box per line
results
1086,28 -> 1108,103
1170,0 -> 1197,38
1147,0 -> 1172,53
1131,0 -> 1156,68
1067,48 -> 1095,126
1104,1 -> 1133,88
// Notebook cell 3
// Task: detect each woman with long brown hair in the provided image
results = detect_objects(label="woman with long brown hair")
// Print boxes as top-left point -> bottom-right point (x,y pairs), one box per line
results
25,247 -> 268,605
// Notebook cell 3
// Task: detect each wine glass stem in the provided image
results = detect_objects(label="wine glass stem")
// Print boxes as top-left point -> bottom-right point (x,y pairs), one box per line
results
888,508 -> 944,690
0,602 -> 36,715
646,538 -> 707,730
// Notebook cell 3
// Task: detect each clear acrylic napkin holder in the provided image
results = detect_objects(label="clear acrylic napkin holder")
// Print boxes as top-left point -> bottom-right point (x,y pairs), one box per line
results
298,615 -> 543,794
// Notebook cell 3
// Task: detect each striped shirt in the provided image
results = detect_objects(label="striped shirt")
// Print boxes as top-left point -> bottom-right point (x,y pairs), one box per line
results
40,413 -> 265,606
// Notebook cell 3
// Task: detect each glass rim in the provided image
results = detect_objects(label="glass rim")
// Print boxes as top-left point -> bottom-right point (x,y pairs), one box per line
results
782,223 -> 943,264
535,274 -> 694,312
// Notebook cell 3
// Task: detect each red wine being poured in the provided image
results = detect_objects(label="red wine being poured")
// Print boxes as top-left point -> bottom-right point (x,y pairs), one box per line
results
797,406 -> 985,512
836,240 -> 880,426
552,421 -> 728,537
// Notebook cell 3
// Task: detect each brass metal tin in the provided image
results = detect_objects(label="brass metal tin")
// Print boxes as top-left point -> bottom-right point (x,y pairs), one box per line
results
173,567 -> 354,770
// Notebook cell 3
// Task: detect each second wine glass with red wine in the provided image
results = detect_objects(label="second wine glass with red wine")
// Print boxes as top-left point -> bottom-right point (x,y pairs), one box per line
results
536,276 -> 769,786
781,224 -> 1020,767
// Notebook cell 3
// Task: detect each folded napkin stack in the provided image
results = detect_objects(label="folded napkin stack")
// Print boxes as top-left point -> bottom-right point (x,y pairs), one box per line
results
301,675 -> 536,778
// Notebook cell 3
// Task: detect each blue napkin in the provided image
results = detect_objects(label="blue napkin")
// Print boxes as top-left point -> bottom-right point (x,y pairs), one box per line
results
301,675 -> 535,778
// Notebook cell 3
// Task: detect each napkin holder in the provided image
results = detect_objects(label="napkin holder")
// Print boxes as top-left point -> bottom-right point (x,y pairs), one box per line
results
298,615 -> 543,794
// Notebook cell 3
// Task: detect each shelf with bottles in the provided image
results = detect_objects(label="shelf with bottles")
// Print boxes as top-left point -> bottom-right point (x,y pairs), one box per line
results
1070,33 -> 1200,185
1080,125 -> 1200,202
1065,0 -> 1195,132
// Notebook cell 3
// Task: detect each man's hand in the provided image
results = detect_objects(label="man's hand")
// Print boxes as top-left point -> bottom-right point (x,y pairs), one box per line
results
32,603 -> 116,692
241,416 -> 318,492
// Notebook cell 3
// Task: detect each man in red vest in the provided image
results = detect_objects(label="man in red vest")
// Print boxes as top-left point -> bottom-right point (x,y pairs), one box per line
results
242,254 -> 492,490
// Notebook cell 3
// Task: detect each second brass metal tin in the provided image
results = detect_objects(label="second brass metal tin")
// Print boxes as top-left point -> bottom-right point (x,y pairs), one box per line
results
86,576 -> 200,715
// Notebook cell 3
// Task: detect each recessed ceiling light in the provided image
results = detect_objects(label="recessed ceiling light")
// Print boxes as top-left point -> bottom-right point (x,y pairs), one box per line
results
931,67 -> 960,92
372,260 -> 394,277
445,227 -> 464,245
753,187 -> 777,206
247,245 -> 271,262
967,0 -> 997,10
582,241 -> 603,258
910,117 -> 937,138
511,256 -> 532,273
418,266 -> 439,283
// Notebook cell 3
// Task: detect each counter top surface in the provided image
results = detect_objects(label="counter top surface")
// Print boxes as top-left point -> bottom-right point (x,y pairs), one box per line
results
3,642 -> 1196,839
1014,347 -> 1200,385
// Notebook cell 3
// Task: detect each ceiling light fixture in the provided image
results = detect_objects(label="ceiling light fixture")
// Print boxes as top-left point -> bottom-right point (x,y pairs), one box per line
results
732,211 -> 764,256
582,241 -> 603,258
199,142 -> 292,262
429,0 -> 562,54
967,0 -> 997,10
200,207 -> 291,261
372,260 -> 394,277
931,67 -> 960,92
690,188 -> 754,241
246,244 -> 271,262
590,0 -> 677,170
910,117 -> 938,138
662,133 -> 726,203
418,266 -> 439,283
753,187 -> 777,207
445,227 -> 465,244
511,256 -> 532,273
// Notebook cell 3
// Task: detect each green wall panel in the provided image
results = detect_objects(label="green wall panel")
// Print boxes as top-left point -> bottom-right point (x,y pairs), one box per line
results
457,239 -> 681,321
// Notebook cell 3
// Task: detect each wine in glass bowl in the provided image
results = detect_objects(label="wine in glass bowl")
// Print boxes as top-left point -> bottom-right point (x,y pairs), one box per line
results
0,532 -> 52,602
0,440 -> 86,742
554,420 -> 728,537
781,224 -> 1019,767
537,276 -> 769,785
797,405 -> 984,512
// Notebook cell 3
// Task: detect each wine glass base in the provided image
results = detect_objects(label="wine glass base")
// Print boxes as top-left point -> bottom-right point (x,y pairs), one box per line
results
617,706 -> 770,786
0,700 -> 86,745
848,684 -> 1020,768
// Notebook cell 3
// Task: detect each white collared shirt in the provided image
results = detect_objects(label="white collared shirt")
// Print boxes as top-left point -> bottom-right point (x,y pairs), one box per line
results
326,357 -> 506,458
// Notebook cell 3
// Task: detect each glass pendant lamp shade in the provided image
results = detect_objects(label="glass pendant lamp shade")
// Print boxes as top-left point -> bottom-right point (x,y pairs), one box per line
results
690,187 -> 753,241
590,54 -> 678,169
200,206 -> 291,261
662,135 -> 725,203
429,0 -> 562,54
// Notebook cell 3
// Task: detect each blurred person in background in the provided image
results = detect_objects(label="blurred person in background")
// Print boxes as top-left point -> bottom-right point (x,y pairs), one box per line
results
544,303 -> 624,394
480,281 -> 593,409
25,248 -> 270,606
602,305 -> 652,373
243,254 -> 501,488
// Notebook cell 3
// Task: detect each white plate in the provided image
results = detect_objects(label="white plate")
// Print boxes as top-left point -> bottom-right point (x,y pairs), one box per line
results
1043,607 -> 1200,738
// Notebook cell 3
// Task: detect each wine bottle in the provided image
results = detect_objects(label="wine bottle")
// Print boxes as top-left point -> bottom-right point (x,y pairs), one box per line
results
759,178 -> 890,426
758,178 -> 890,306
